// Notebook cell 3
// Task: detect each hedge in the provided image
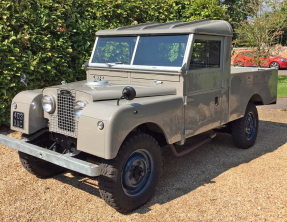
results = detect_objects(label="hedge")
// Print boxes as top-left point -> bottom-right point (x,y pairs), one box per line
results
0,0 -> 226,125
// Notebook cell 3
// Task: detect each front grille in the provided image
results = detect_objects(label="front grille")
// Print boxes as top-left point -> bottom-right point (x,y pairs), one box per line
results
50,89 -> 78,138
58,90 -> 75,132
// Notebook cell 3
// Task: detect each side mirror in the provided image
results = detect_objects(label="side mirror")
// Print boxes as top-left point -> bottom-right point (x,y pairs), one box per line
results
117,86 -> 136,105
20,74 -> 29,90
21,74 -> 27,82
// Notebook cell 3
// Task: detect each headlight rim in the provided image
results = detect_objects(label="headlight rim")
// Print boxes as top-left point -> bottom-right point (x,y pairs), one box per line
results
75,99 -> 87,117
42,94 -> 55,114
76,100 -> 87,109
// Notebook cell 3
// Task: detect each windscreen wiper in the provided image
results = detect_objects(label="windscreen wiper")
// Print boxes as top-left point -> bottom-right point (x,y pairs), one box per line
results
107,61 -> 129,66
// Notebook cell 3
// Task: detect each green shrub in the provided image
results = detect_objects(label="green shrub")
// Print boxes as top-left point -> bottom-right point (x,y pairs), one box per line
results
278,75 -> 287,99
0,0 -> 226,125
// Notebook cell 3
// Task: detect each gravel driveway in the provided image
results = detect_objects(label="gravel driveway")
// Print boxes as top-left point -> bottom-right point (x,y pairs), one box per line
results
0,108 -> 287,221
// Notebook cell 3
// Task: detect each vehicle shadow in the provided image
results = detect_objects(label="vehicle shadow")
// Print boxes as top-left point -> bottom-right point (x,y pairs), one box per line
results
54,119 -> 287,214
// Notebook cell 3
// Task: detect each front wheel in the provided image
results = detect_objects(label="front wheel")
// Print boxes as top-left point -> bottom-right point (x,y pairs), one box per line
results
231,103 -> 259,149
270,62 -> 280,70
99,132 -> 162,213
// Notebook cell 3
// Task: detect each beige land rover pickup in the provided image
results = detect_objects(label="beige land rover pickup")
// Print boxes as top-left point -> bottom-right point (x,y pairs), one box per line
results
0,19 -> 278,213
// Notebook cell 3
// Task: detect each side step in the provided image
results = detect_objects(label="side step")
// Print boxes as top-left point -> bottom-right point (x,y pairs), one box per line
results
170,131 -> 216,157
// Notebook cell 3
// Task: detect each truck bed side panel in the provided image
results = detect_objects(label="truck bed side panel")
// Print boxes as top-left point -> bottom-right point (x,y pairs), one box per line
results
229,69 -> 277,122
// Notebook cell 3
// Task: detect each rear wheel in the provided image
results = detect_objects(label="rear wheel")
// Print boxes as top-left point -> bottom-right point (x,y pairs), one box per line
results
19,152 -> 64,178
235,62 -> 244,67
231,103 -> 259,149
270,62 -> 280,70
99,132 -> 162,213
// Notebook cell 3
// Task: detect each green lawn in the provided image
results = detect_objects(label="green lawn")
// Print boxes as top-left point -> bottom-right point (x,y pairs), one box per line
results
278,75 -> 287,98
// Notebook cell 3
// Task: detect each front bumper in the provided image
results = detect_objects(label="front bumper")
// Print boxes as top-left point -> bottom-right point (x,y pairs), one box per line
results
0,135 -> 100,177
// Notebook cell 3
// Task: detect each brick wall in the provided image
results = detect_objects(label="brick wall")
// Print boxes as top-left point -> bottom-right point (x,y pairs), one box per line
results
231,47 -> 287,64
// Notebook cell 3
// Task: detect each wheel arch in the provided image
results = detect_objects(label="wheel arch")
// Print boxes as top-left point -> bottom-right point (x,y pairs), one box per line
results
122,122 -> 169,148
249,94 -> 264,105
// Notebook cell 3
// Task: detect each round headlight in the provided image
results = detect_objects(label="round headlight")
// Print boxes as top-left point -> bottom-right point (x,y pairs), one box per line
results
75,100 -> 87,117
42,95 -> 55,113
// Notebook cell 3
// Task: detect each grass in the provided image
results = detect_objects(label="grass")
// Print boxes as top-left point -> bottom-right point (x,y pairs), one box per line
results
277,75 -> 287,98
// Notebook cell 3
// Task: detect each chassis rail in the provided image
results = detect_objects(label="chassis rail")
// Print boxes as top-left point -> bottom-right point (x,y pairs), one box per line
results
0,135 -> 100,177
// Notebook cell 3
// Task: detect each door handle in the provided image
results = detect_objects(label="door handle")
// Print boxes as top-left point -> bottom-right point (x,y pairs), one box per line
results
215,97 -> 219,106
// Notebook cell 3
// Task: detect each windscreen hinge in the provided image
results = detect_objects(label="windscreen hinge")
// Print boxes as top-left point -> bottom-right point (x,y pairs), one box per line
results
184,96 -> 187,106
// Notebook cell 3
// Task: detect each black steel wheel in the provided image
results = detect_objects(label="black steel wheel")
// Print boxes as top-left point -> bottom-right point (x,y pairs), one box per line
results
99,132 -> 162,214
231,102 -> 259,149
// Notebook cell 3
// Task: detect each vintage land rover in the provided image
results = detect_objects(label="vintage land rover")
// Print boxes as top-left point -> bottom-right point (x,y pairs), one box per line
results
0,19 -> 278,213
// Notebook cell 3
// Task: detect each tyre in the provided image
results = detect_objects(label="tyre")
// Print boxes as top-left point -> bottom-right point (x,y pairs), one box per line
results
19,152 -> 64,178
269,61 -> 280,70
99,132 -> 162,213
231,102 -> 258,149
235,62 -> 244,67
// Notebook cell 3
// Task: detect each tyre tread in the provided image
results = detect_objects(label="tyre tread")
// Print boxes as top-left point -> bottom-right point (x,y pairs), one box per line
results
99,132 -> 162,213
231,103 -> 258,149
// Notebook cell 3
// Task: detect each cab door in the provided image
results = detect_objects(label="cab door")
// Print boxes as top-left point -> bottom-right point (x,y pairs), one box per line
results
184,35 -> 224,137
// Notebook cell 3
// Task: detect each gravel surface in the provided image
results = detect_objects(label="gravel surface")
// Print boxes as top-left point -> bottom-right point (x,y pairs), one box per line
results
0,109 -> 287,221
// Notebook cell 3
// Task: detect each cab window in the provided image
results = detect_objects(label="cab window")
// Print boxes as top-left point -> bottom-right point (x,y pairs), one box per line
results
189,39 -> 221,69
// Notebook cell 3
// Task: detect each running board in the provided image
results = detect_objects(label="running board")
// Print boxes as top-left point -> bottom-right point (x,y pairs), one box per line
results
170,132 -> 216,157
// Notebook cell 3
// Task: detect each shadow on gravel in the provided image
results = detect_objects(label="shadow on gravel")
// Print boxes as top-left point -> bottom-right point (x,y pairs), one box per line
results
54,173 -> 102,198
54,119 -> 287,214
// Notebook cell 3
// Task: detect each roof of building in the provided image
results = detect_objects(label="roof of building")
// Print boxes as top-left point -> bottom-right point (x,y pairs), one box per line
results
96,19 -> 233,37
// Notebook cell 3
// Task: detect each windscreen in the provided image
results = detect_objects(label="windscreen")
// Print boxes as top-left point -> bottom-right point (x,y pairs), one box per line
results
133,35 -> 189,67
91,37 -> 137,64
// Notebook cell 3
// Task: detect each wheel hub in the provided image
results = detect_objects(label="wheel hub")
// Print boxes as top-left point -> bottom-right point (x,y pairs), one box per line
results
131,165 -> 144,181
122,150 -> 154,197
270,62 -> 279,69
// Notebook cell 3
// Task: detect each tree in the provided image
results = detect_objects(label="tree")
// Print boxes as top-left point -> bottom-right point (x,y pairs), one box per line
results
221,0 -> 251,26
0,0 -> 227,125
235,0 -> 287,53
